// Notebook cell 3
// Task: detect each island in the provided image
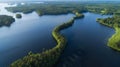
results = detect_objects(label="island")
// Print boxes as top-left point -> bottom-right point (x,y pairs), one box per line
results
74,12 -> 84,19
5,2 -> 120,16
5,2 -> 87,15
4,1 -> 120,67
0,15 -> 15,27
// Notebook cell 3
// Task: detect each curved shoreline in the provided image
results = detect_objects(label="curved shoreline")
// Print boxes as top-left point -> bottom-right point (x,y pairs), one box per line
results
97,18 -> 120,51
10,13 -> 84,67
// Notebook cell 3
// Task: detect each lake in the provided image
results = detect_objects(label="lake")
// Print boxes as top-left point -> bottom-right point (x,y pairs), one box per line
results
57,12 -> 120,67
0,3 -> 74,67
1,2 -> 120,67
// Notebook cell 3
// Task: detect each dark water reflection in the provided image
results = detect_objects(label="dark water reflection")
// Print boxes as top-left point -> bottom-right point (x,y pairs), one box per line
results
57,12 -> 120,67
0,3 -> 74,67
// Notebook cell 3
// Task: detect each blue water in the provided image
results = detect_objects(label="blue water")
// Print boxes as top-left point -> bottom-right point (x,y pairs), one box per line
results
0,3 -> 74,67
0,3 -> 120,67
57,12 -> 120,67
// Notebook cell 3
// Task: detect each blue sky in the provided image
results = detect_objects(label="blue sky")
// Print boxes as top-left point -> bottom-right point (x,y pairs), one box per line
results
1,0 -> 120,1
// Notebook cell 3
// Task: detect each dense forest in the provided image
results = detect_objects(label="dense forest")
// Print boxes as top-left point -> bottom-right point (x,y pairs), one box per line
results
5,2 -> 120,15
0,15 -> 15,27
6,2 -> 86,15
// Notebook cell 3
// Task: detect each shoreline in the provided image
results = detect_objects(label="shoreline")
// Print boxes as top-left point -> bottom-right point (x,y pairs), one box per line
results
10,13 -> 84,67
97,19 -> 120,51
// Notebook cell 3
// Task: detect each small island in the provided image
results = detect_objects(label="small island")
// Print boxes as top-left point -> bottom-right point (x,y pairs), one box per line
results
0,15 -> 15,27
16,14 -> 22,19
2,1 -> 120,67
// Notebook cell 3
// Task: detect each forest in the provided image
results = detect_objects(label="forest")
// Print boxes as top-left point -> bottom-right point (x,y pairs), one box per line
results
16,14 -> 22,18
5,2 -> 120,16
5,2 -> 86,15
0,15 -> 15,27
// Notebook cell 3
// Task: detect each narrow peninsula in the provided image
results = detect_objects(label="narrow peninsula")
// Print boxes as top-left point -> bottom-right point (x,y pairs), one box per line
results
16,14 -> 22,19
0,15 -> 15,27
10,12 -> 84,67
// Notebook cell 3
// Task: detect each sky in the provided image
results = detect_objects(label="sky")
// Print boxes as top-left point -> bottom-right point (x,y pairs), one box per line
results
0,0 -> 120,1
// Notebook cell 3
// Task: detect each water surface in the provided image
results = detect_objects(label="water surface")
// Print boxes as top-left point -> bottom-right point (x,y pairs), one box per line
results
0,3 -> 74,67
